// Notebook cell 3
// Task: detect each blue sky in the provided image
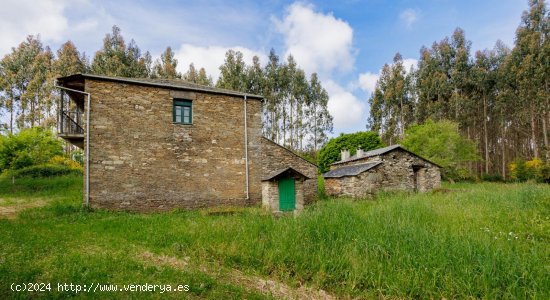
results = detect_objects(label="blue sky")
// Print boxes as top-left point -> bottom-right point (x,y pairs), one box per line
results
0,0 -> 528,135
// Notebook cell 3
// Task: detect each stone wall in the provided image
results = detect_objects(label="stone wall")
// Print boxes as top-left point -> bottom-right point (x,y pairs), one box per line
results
324,148 -> 440,198
260,137 -> 318,204
85,79 -> 263,211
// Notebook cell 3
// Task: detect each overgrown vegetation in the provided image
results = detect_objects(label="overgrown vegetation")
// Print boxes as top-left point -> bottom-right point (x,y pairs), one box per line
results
318,131 -> 383,172
0,128 -> 81,180
401,119 -> 480,180
1,176 -> 548,299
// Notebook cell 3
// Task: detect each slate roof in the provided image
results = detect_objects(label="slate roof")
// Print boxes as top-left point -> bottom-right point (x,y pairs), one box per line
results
331,144 -> 442,168
57,73 -> 264,100
262,167 -> 310,181
322,162 -> 382,178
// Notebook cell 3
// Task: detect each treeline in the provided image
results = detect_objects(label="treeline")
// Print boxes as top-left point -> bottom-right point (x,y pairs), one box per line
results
216,50 -> 333,152
368,0 -> 549,178
0,25 -> 333,153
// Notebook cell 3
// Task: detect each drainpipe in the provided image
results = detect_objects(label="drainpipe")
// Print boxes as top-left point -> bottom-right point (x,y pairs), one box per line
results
243,95 -> 249,201
54,83 -> 91,208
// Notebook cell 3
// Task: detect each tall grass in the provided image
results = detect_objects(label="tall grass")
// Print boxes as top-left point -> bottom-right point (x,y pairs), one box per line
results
0,177 -> 548,299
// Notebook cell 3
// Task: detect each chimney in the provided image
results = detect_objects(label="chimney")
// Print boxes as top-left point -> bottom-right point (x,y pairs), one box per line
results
341,149 -> 350,161
357,148 -> 364,158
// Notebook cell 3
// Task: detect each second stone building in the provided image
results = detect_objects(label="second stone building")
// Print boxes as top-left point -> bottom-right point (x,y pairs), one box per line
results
323,145 -> 441,198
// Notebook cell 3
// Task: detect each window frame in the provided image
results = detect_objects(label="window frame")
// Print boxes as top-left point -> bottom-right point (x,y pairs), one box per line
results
173,99 -> 193,125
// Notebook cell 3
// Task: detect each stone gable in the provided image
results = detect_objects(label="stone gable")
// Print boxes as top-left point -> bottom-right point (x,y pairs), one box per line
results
260,137 -> 318,204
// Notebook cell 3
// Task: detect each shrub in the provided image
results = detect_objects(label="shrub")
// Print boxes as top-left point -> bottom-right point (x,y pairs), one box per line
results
401,120 -> 480,181
0,127 -> 63,173
49,155 -> 83,171
7,164 -> 82,178
318,131 -> 383,173
481,174 -> 504,182
509,158 -> 548,182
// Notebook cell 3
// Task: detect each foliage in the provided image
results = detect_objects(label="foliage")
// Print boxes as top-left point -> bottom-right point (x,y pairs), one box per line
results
0,127 -> 63,172
1,179 -> 549,299
481,173 -> 505,182
367,1 -> 550,179
401,120 -> 479,180
509,158 -> 549,182
318,131 -> 383,172
49,155 -> 83,170
90,25 -> 151,78
152,46 -> 180,79
6,164 -> 82,178
217,49 -> 333,152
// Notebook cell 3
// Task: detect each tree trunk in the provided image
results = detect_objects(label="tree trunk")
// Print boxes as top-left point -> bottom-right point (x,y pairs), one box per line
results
543,110 -> 549,161
483,93 -> 489,174
530,104 -> 539,158
501,114 -> 506,179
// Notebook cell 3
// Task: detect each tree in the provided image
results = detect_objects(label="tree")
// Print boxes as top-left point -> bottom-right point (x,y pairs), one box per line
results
0,127 -> 63,172
0,35 -> 52,132
152,46 -> 180,79
216,50 -> 247,91
90,25 -> 150,78
401,120 -> 479,180
318,131 -> 383,173
52,41 -> 87,77
308,73 -> 332,152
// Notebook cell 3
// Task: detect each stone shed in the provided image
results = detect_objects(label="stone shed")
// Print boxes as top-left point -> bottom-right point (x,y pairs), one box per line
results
323,145 -> 441,198
262,167 -> 309,212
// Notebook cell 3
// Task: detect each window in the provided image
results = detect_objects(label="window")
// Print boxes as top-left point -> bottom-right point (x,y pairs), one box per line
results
173,99 -> 192,124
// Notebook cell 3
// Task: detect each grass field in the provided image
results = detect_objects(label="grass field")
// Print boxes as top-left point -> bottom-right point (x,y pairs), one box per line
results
0,175 -> 549,299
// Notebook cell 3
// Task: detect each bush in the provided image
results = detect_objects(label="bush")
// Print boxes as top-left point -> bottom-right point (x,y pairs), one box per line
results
7,164 -> 82,178
318,131 -> 383,173
481,174 -> 504,182
509,158 -> 548,182
49,155 -> 83,170
0,127 -> 63,173
401,120 -> 480,181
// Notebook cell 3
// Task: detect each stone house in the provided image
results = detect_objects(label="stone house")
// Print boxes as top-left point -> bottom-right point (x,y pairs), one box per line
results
323,145 -> 441,198
55,74 -> 317,212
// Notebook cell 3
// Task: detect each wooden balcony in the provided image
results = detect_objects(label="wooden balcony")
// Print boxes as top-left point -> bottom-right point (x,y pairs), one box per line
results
57,90 -> 84,148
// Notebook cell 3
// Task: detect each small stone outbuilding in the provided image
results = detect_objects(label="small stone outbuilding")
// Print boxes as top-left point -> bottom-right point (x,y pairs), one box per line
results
262,167 -> 309,212
323,145 -> 441,198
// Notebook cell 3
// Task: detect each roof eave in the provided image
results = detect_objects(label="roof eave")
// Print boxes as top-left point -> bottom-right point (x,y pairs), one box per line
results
56,73 -> 265,100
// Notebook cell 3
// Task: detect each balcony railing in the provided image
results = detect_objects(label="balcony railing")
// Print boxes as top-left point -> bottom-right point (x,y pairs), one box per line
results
59,110 -> 84,135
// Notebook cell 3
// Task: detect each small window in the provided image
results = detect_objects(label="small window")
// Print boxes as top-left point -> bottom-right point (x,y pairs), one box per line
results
173,99 -> 192,124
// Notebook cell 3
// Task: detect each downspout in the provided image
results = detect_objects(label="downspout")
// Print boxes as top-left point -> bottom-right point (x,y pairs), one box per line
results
244,95 -> 249,201
54,83 -> 91,208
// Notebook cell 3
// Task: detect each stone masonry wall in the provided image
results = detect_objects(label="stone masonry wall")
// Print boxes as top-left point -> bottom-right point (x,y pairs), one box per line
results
85,79 -> 262,211
260,137 -> 318,204
325,149 -> 441,198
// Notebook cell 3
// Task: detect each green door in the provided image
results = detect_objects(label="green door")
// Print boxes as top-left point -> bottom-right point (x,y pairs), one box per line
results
278,177 -> 296,211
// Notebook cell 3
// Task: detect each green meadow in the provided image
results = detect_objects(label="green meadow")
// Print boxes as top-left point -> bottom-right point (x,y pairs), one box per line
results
0,175 -> 548,299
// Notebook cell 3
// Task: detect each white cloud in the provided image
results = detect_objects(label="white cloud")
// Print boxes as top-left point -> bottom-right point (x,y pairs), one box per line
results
399,8 -> 420,29
356,58 -> 418,94
174,44 -> 266,80
325,80 -> 366,130
402,58 -> 418,72
358,72 -> 379,94
0,0 -> 70,56
274,2 -> 355,75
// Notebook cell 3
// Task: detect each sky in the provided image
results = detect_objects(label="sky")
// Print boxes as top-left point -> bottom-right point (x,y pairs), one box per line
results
0,0 -> 529,135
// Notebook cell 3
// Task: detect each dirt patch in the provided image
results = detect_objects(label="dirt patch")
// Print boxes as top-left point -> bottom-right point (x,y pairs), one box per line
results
139,251 -> 335,300
0,198 -> 47,219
